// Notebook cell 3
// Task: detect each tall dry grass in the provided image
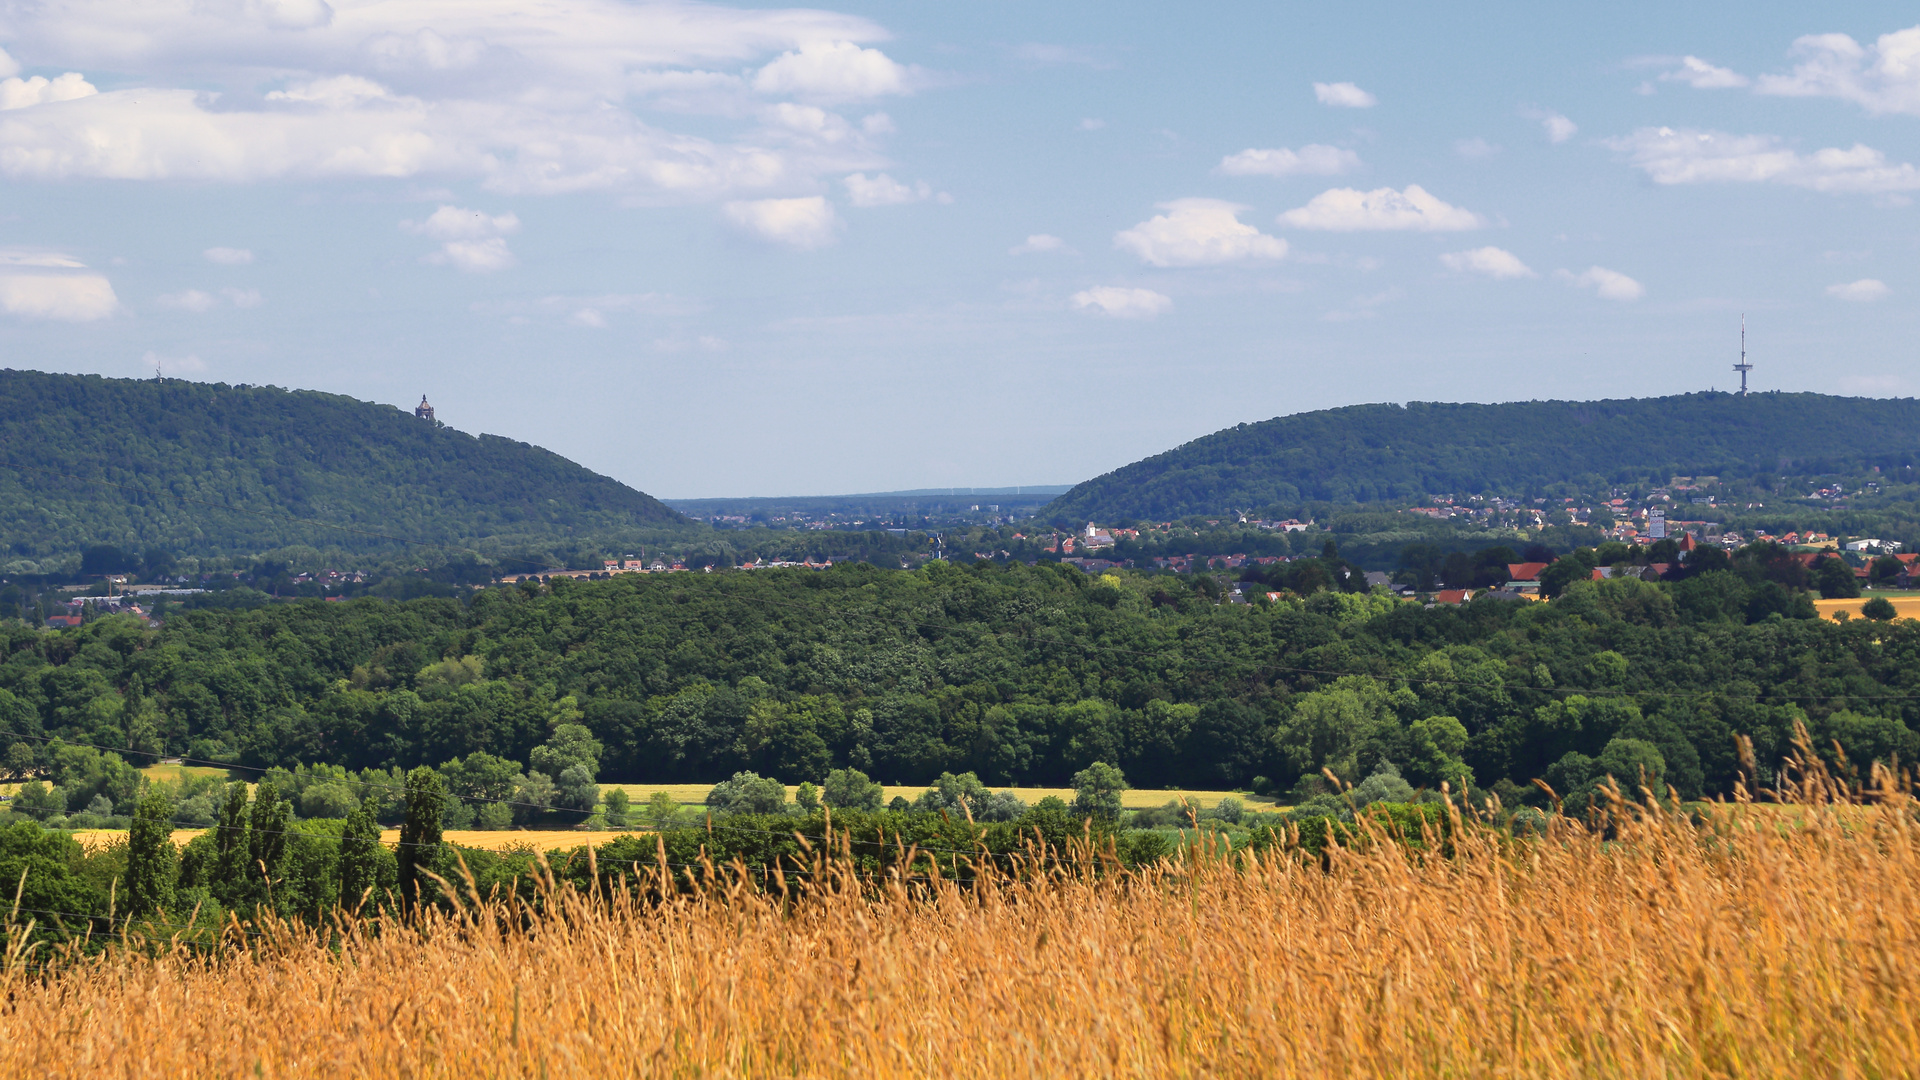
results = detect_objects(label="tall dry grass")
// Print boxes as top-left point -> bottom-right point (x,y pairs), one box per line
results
4,754 -> 1918,1078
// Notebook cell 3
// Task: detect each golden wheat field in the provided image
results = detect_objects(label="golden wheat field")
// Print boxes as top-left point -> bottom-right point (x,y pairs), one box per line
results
5,768 -> 1918,1078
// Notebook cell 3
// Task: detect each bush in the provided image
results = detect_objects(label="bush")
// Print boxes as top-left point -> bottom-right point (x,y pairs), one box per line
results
822,768 -> 885,811
706,771 -> 788,815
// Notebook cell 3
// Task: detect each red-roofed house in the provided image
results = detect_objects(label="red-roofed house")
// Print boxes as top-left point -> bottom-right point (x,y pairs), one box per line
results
1433,589 -> 1474,605
1507,562 -> 1550,582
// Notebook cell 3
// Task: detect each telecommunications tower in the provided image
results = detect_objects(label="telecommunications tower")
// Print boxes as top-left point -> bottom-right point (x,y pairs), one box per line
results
1733,315 -> 1752,396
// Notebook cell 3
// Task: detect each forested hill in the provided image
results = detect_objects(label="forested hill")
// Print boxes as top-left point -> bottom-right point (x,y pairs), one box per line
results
0,370 -> 685,560
1045,393 -> 1920,520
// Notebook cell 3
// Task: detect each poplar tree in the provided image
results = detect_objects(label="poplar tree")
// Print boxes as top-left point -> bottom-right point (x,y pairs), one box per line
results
212,781 -> 250,906
396,767 -> 445,915
336,800 -> 383,915
125,790 -> 177,918
246,781 -> 292,912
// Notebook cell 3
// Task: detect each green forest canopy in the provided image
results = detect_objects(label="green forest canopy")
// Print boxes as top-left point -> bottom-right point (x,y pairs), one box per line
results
1045,393 -> 1920,520
3,559 -> 1915,806
0,369 -> 687,562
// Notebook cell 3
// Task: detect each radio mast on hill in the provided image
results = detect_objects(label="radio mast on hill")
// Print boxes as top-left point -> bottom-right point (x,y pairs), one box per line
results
1733,315 -> 1752,396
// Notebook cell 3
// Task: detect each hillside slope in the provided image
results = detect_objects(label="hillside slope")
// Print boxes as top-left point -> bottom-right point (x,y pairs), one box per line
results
0,370 -> 686,560
1045,393 -> 1920,520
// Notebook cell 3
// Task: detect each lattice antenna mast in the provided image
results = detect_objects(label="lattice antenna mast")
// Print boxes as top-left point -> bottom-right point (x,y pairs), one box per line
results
1733,315 -> 1752,396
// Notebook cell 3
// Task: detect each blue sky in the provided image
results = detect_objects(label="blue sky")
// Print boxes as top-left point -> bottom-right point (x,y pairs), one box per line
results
0,1 -> 1916,497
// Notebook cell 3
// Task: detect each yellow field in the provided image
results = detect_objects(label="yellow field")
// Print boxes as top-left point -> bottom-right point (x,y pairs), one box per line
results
67,829 -> 640,853
1813,595 -> 1920,621
7,763 -> 1917,1078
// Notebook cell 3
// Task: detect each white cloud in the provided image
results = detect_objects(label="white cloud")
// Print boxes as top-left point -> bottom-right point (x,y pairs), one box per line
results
403,206 -> 521,241
1605,127 -> 1920,194
1216,144 -> 1360,177
1454,137 -> 1498,159
1557,266 -> 1644,301
203,246 -> 253,265
1010,234 -> 1068,255
404,205 -> 520,271
1662,56 -> 1749,89
1322,287 -> 1401,322
1071,286 -> 1171,318
1440,246 -> 1534,279
723,196 -> 840,248
0,48 -> 18,79
1113,199 -> 1287,267
1756,27 -> 1920,115
157,286 -> 264,311
0,0 -> 902,197
1542,113 -> 1577,143
1078,118 -> 1105,131
570,308 -> 608,328
1313,81 -> 1376,108
0,72 -> 97,110
157,289 -> 217,312
0,247 -> 85,268
0,271 -> 116,320
1277,185 -> 1483,231
1827,278 -> 1890,302
752,40 -> 912,101
843,172 -> 941,206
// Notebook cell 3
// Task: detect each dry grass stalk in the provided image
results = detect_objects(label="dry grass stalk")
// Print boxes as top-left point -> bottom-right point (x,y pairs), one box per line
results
3,751 -> 1917,1078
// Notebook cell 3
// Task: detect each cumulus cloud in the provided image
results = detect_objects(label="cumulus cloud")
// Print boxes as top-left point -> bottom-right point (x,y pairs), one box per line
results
1113,199 -> 1287,267
1662,56 -> 1749,89
1276,185 -> 1483,231
0,0 -> 905,197
1756,27 -> 1920,115
1605,127 -> 1920,194
1216,144 -> 1360,177
157,289 -> 217,312
403,205 -> 520,271
723,196 -> 840,248
1454,137 -> 1498,159
1542,113 -> 1577,143
1827,278 -> 1890,302
842,172 -> 944,206
157,286 -> 266,311
0,272 -> 116,319
203,246 -> 253,264
1439,246 -> 1534,279
1313,81 -> 1376,108
1010,234 -> 1068,255
1557,266 -> 1644,301
752,40 -> 913,101
0,246 -> 115,319
0,72 -> 96,110
1071,286 -> 1171,318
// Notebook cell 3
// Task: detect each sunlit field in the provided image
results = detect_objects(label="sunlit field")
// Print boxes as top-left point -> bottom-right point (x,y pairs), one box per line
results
6,749 -> 1917,1079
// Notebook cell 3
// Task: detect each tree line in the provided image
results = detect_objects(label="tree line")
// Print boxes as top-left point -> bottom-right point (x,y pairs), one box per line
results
2,555 -> 1917,814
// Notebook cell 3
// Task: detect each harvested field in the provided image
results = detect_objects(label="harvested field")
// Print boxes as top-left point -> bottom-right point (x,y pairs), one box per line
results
1813,595 -> 1920,621
6,759 -> 1917,1078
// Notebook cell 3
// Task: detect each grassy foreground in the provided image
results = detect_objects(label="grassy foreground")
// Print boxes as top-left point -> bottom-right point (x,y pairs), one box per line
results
4,766 -> 1917,1077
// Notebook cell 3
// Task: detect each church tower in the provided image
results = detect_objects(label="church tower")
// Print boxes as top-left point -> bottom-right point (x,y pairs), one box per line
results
414,395 -> 435,421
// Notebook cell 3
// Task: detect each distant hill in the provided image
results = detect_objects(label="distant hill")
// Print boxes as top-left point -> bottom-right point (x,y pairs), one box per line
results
0,370 -> 686,563
1045,393 -> 1920,521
